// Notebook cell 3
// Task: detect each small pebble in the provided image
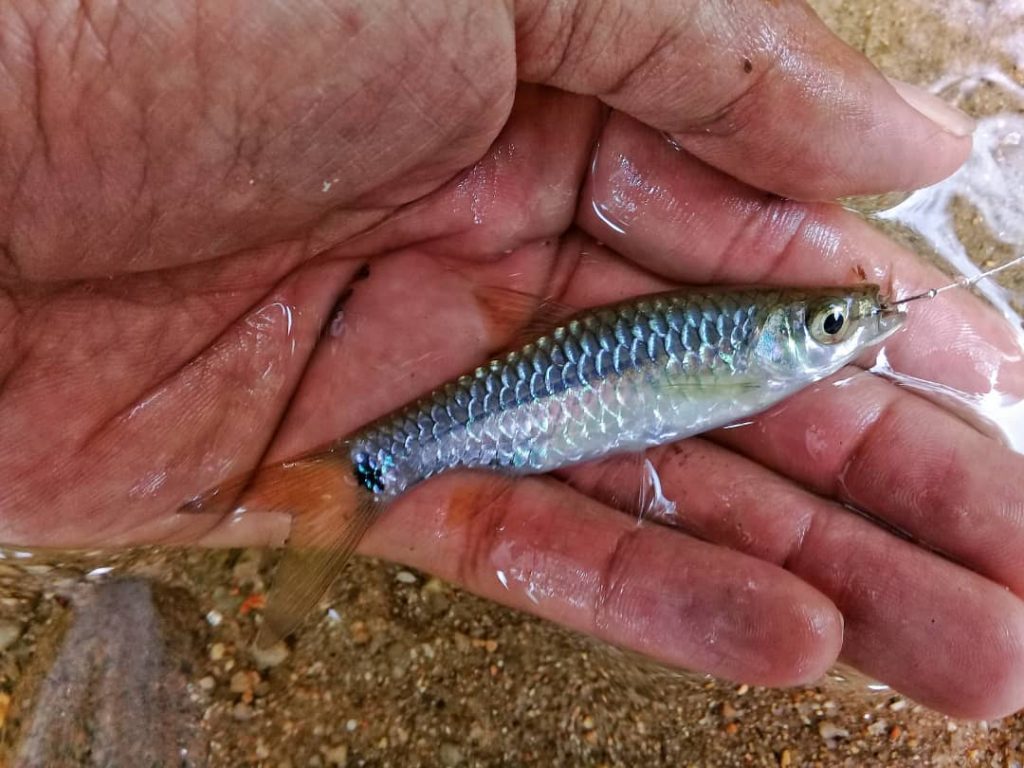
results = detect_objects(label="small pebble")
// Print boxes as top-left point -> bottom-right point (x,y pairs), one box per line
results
255,742 -> 270,760
395,570 -> 418,584
0,620 -> 23,652
251,641 -> 290,669
239,593 -> 266,615
230,670 -> 255,695
818,721 -> 850,746
779,748 -> 792,768
867,720 -> 888,737
422,579 -> 451,615
581,715 -> 595,730
85,566 -> 114,581
232,552 -> 263,586
439,743 -> 463,766
209,643 -> 226,662
323,745 -> 348,766
350,621 -> 371,645
232,702 -> 254,721
206,610 -> 223,627
198,676 -> 216,691
422,578 -> 447,593
345,719 -> 359,732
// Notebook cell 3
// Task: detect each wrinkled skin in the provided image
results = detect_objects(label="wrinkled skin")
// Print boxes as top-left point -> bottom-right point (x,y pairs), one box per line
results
2,0 -> 1023,719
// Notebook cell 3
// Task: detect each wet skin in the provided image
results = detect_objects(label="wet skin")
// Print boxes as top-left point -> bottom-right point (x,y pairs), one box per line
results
1,0 -> 1021,719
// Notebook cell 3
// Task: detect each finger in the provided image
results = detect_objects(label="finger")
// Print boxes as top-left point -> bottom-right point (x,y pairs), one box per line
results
515,0 -> 972,200
578,114 -> 1024,399
357,470 -> 843,687
564,441 -> 1024,720
713,371 -> 1024,598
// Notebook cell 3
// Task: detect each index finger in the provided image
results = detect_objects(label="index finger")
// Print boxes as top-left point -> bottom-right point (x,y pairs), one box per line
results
579,114 -> 1024,403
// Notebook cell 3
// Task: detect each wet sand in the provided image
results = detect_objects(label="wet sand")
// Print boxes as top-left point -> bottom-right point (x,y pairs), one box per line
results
2,1 -> 1024,766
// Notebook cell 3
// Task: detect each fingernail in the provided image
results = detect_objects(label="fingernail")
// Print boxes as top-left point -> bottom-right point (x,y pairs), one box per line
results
887,77 -> 976,138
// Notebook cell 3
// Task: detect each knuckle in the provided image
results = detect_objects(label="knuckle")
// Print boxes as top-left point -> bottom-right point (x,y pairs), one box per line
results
674,49 -> 778,137
592,524 -> 646,632
454,475 -> 521,589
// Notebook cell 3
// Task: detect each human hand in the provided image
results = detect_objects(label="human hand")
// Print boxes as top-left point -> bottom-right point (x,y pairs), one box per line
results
2,0 -> 1018,719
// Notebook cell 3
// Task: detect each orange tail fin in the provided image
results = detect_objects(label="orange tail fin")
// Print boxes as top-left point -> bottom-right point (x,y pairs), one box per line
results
181,444 -> 384,648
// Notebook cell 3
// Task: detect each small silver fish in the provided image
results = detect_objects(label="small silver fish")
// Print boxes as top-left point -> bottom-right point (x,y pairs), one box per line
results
187,285 -> 904,644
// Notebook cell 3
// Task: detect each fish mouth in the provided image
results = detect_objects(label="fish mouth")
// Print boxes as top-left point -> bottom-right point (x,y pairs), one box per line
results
875,306 -> 907,339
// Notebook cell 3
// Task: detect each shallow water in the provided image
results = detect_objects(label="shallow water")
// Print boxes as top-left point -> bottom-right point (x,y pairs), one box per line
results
839,0 -> 1024,450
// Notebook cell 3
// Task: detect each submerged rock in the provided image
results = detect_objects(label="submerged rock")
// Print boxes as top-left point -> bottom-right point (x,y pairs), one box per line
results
10,579 -> 206,767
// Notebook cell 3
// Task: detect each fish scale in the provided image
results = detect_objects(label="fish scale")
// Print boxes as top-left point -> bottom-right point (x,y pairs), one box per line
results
351,290 -> 767,498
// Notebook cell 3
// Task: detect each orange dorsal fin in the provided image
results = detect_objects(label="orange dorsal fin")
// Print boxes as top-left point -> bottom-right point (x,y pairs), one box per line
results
473,285 -> 575,350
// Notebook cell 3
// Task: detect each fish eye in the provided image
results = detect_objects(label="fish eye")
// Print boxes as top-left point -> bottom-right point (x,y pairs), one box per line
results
808,302 -> 851,344
823,310 -> 845,335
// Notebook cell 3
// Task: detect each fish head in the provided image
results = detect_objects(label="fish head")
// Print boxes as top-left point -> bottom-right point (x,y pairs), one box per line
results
751,285 -> 906,381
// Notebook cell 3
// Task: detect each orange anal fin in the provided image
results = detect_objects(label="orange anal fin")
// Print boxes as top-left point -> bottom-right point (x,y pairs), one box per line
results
473,285 -> 575,350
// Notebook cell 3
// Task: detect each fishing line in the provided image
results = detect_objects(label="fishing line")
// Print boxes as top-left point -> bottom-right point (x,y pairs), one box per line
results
885,252 -> 1024,309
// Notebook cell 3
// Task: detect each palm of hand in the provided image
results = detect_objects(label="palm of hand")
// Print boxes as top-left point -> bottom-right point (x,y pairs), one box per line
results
2,0 -> 1024,721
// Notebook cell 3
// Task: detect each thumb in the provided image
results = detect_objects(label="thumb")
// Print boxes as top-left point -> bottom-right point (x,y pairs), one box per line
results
513,0 -> 973,200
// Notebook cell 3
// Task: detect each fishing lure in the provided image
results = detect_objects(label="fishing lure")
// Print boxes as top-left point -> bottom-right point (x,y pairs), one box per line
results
187,282 -> 911,646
